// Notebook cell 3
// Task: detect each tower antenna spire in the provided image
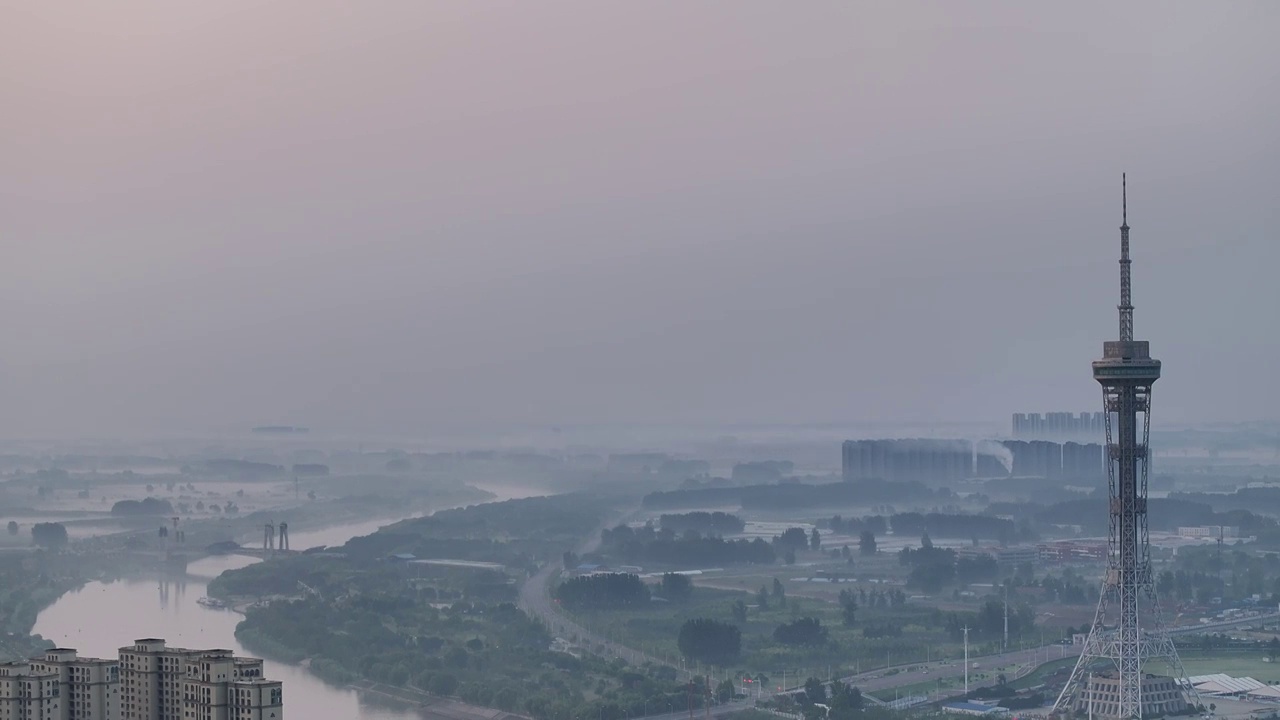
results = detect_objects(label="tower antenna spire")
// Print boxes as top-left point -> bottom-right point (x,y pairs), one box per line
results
1118,173 -> 1133,342
1122,172 -> 1127,226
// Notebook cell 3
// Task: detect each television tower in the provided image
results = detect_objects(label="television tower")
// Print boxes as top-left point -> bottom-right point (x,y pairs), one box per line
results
1053,176 -> 1193,718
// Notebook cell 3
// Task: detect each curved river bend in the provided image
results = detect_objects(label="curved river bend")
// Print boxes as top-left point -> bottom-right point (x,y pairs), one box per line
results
35,485 -> 536,720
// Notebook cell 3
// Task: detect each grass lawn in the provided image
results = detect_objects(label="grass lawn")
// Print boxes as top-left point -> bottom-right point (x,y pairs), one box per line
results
868,675 -> 964,700
864,656 -> 1077,702
1159,651 -> 1280,683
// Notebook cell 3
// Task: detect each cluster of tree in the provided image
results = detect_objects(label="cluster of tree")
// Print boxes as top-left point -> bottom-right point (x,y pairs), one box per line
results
861,622 -> 904,639
966,679 -> 1049,711
825,515 -> 889,536
677,618 -> 741,664
998,693 -> 1048,710
349,535 -> 539,571
739,480 -> 935,510
1173,487 -> 1280,518
237,591 -> 663,720
197,459 -> 286,477
730,461 -> 794,483
898,535 -> 999,592
657,573 -> 693,602
940,599 -> 1036,642
772,527 -> 821,554
840,587 -> 906,610
30,522 -> 68,549
798,679 -> 864,720
1163,546 -> 1280,603
838,589 -> 858,625
1158,568 -> 1230,604
208,555 -> 349,599
641,479 -> 935,511
899,539 -> 958,592
405,494 -> 607,542
291,463 -> 330,476
956,555 -> 1000,585
341,494 -> 608,566
982,474 -> 1101,501
554,573 -> 650,610
0,554 -> 81,655
1032,496 -> 1270,537
890,512 -> 1018,541
600,524 -> 775,567
1038,573 -> 1092,604
658,512 -> 744,536
110,497 -> 175,516
756,578 -> 787,610
772,617 -> 828,646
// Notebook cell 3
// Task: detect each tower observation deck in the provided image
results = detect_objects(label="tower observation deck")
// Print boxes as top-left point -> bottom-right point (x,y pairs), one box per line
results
1053,177 -> 1193,719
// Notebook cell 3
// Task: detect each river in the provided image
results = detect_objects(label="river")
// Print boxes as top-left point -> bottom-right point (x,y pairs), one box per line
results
33,482 -> 543,720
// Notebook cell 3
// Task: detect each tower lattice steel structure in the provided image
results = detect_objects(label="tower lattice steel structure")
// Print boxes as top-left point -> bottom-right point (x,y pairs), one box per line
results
1053,176 -> 1194,718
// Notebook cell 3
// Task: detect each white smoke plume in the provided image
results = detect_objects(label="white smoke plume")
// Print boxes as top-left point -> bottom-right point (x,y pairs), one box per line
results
974,439 -> 1014,473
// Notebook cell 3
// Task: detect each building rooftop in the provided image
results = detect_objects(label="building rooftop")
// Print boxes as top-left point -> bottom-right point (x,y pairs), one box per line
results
942,701 -> 1009,714
1183,674 -> 1266,695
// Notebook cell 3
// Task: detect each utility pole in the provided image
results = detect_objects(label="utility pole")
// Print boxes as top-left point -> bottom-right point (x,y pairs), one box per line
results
1003,583 -> 1009,651
1088,672 -> 1094,720
705,681 -> 711,720
963,626 -> 970,696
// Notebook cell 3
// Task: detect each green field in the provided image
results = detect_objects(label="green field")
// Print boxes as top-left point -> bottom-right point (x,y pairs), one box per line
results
865,661 -> 1041,701
567,584 -> 975,677
1161,652 -> 1280,683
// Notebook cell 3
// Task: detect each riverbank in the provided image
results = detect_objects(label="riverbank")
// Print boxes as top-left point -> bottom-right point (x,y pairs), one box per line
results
0,548 -> 178,661
31,482 -> 552,719
205,493 -> 682,720
3,488 -> 488,661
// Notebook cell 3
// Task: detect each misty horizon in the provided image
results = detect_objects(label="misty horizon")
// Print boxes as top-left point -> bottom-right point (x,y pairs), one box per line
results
4,3 -> 1278,439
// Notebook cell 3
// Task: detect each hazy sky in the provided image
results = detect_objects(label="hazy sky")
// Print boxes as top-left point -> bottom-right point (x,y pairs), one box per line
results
3,2 -> 1278,438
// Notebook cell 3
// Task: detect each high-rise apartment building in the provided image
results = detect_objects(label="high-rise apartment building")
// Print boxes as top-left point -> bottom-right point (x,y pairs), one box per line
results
182,650 -> 280,720
119,639 -> 281,720
0,661 -> 61,719
841,439 -> 977,483
842,437 -> 1105,481
0,639 -> 282,720
1012,411 -> 1105,440
120,638 -> 189,720
31,648 -> 120,720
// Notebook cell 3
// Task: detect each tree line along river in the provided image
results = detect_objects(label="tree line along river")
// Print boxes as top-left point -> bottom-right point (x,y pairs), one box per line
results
33,483 -> 536,720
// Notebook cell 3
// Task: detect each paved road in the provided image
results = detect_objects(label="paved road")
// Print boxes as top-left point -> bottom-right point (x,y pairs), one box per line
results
518,513 -> 1084,697
844,612 -> 1280,699
841,643 -> 1081,697
635,699 -> 757,720
517,508 -> 680,671
518,515 -> 1280,710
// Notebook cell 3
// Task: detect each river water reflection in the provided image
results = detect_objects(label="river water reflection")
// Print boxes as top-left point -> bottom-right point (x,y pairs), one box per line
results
34,483 -> 542,720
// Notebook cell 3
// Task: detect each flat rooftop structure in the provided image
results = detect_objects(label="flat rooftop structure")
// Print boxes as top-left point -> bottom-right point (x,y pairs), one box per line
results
409,559 -> 505,571
1183,674 -> 1267,695
941,701 -> 1010,716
